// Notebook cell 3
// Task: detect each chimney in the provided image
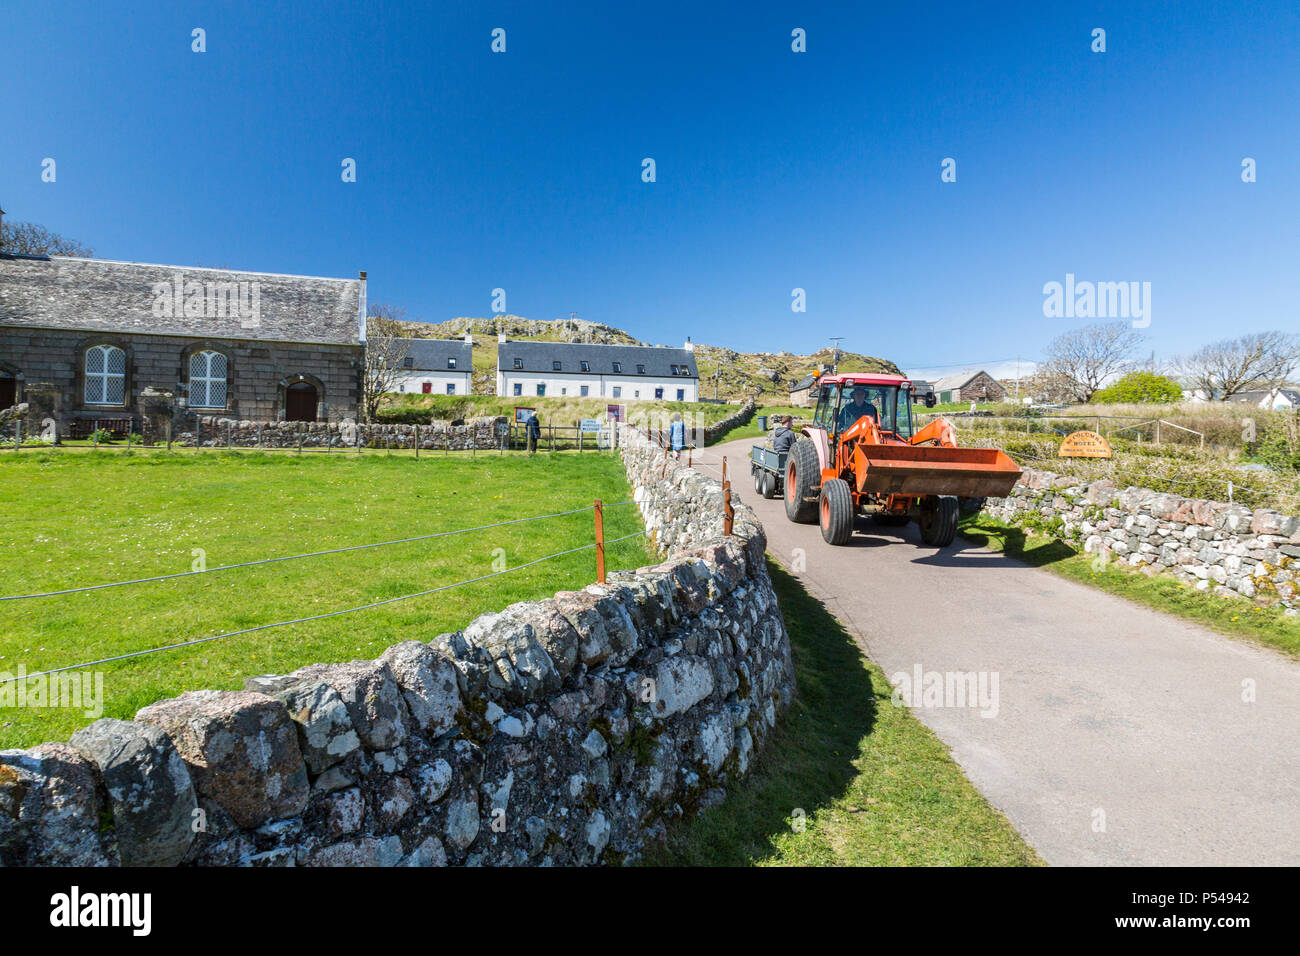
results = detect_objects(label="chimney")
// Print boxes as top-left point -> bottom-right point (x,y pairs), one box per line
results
464,332 -> 474,344
498,332 -> 507,344
357,270 -> 368,344
684,336 -> 694,352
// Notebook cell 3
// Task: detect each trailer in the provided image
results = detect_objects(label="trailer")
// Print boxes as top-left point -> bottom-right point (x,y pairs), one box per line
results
750,445 -> 786,499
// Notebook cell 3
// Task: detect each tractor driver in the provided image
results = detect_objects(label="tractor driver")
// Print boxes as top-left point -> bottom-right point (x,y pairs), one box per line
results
838,387 -> 879,431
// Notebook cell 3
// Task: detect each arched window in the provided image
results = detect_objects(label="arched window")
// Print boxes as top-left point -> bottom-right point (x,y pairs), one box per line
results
84,345 -> 126,404
188,350 -> 228,408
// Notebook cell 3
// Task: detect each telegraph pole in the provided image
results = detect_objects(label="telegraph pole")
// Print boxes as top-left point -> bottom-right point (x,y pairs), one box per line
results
829,337 -> 844,374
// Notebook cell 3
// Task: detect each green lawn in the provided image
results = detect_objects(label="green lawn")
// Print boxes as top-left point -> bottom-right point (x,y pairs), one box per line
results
646,561 -> 1042,866
0,450 -> 653,748
960,516 -> 1300,659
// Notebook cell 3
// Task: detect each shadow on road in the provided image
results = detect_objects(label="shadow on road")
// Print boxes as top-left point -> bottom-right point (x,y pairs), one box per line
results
647,559 -> 878,865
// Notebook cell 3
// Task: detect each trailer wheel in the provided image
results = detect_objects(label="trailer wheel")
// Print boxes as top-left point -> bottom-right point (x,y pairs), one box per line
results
761,471 -> 778,499
785,438 -> 820,523
753,469 -> 762,494
918,495 -> 959,547
819,479 -> 854,545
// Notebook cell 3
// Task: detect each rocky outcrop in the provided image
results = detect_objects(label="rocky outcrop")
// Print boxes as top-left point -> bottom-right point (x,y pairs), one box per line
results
983,467 -> 1300,610
0,421 -> 795,867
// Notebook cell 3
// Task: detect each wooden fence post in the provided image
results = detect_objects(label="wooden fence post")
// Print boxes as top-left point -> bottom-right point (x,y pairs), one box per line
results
594,499 -> 606,584
414,424 -> 419,458
723,481 -> 733,536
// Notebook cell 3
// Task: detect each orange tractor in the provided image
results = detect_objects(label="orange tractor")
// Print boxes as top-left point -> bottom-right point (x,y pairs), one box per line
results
784,373 -> 1021,546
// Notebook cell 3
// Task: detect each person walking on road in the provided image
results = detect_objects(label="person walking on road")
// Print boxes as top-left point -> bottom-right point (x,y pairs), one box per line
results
527,412 -> 541,454
669,412 -> 687,461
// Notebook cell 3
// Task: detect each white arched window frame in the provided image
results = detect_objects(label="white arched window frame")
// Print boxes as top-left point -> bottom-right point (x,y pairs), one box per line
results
189,350 -> 228,408
84,345 -> 126,405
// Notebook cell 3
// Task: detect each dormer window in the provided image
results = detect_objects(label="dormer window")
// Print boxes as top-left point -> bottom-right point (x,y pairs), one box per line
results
636,364 -> 646,375
580,361 -> 590,373
553,360 -> 562,371
612,362 -> 622,373
404,357 -> 414,368
447,358 -> 457,369
513,357 -> 522,369
670,365 -> 679,375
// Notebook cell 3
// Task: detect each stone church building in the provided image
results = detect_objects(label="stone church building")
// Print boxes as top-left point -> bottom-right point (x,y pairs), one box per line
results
0,253 -> 366,431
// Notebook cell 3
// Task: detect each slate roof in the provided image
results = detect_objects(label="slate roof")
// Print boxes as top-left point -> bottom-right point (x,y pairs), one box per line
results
932,371 -> 986,391
791,373 -> 818,391
398,338 -> 473,371
0,254 -> 363,346
497,340 -> 698,379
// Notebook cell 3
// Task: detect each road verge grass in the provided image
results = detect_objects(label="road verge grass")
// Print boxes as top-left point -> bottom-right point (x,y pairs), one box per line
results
960,515 -> 1300,659
645,560 -> 1041,866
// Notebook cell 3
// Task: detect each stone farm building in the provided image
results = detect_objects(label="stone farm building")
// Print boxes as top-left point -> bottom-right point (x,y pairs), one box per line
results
390,337 -> 474,395
788,372 -> 819,407
931,369 -> 1006,403
0,254 -> 365,430
495,337 -> 700,402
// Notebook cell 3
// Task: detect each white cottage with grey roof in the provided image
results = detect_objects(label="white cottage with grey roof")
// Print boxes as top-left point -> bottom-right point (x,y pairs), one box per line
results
0,253 -> 365,427
389,336 -> 474,395
495,337 -> 699,402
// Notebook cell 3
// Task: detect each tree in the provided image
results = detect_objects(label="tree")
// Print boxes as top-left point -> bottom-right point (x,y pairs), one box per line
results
1090,370 -> 1184,404
0,219 -> 94,257
1175,331 -> 1300,401
1040,321 -> 1145,403
361,304 -> 412,422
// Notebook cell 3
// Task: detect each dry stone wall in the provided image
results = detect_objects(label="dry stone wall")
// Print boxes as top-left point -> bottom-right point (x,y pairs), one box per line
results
982,467 -> 1300,610
0,424 -> 795,866
171,415 -> 507,450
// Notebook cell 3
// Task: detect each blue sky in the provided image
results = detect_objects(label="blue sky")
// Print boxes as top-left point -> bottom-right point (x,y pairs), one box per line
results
2,0 -> 1297,374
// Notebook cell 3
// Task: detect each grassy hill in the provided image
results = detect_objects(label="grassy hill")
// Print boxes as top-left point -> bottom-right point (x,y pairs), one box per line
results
388,315 -> 901,402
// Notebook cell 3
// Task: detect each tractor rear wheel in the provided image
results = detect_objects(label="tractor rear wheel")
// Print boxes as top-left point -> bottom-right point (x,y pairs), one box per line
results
784,439 -> 820,523
819,478 -> 854,545
918,495 -> 959,546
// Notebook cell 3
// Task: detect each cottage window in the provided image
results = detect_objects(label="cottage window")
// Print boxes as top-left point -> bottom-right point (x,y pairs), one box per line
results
513,357 -> 523,369
536,384 -> 546,396
403,357 -> 414,368
448,358 -> 457,369
513,383 -> 522,396
637,364 -> 646,375
188,350 -> 228,408
655,387 -> 664,399
580,361 -> 590,372
580,385 -> 589,397
553,360 -> 562,371
612,362 -> 622,373
446,383 -> 456,395
84,345 -> 126,405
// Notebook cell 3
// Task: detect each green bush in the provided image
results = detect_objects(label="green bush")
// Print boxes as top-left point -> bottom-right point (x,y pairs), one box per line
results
1091,371 -> 1183,404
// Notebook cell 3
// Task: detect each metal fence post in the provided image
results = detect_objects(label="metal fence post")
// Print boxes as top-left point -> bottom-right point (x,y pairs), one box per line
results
594,499 -> 606,584
414,424 -> 419,459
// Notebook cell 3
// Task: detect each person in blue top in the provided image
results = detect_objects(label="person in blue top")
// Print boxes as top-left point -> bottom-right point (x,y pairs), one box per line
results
668,412 -> 687,460
526,412 -> 541,453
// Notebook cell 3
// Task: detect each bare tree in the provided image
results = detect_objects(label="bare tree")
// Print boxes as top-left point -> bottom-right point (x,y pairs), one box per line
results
1040,321 -> 1145,403
0,219 -> 93,257
1174,331 -> 1300,401
362,304 -> 412,422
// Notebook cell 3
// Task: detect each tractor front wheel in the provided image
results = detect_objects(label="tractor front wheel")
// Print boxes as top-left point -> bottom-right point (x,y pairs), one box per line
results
819,478 -> 854,545
918,495 -> 959,547
785,439 -> 820,523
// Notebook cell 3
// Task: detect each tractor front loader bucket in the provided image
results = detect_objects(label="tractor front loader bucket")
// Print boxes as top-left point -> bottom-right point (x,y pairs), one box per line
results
849,444 -> 1022,498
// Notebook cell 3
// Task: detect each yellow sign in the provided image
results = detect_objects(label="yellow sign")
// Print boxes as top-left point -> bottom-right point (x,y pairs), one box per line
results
1058,430 -> 1112,459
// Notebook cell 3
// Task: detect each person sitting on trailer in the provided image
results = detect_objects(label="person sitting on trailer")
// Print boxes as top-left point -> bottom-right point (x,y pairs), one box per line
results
772,415 -> 796,454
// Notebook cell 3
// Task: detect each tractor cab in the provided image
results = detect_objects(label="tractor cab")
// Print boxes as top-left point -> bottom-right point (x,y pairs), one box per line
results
811,374 -> 914,453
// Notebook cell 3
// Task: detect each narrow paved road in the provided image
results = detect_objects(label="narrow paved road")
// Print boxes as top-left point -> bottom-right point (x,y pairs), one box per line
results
703,438 -> 1300,866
